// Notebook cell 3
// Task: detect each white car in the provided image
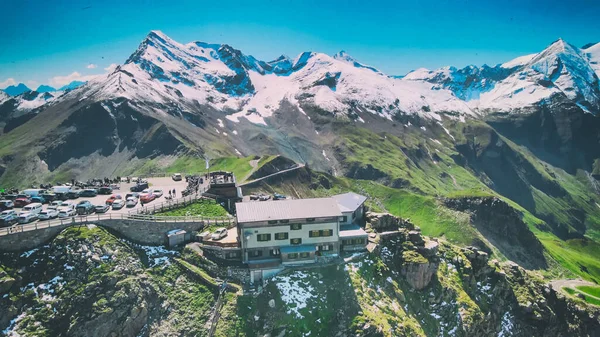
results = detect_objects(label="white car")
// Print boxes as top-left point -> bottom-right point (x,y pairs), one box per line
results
38,209 -> 59,220
0,210 -> 17,222
47,201 -> 64,210
18,212 -> 38,224
112,199 -> 125,210
152,189 -> 163,198
126,197 -> 138,207
57,208 -> 76,218
211,228 -> 228,240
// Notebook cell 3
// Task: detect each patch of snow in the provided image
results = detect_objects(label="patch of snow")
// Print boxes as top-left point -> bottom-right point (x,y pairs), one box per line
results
20,248 -> 38,258
217,118 -> 225,128
272,271 -> 319,319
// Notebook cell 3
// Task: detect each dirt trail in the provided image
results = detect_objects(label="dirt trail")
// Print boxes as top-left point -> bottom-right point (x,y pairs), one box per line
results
549,279 -> 600,301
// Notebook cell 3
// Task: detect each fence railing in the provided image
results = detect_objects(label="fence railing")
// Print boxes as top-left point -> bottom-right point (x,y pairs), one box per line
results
130,192 -> 209,215
1,209 -> 235,237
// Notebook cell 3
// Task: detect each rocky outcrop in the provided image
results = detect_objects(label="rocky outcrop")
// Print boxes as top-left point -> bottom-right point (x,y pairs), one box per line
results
378,223 -> 440,290
443,196 -> 547,269
366,212 -> 415,232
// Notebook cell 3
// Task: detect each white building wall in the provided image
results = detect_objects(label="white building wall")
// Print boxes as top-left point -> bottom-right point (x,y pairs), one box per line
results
242,222 -> 339,249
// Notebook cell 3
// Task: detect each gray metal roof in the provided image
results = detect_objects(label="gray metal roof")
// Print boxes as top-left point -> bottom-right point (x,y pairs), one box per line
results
236,198 -> 342,223
331,192 -> 367,213
339,224 -> 368,238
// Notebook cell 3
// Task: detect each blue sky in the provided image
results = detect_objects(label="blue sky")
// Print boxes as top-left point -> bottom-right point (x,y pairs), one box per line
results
1,0 -> 599,89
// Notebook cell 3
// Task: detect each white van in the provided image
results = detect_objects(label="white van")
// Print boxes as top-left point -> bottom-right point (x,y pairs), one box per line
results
48,201 -> 64,210
23,189 -> 46,197
52,186 -> 72,194
21,203 -> 43,215
60,201 -> 75,211
18,212 -> 38,224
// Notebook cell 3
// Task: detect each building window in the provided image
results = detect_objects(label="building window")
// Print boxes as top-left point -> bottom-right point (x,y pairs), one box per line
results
341,216 -> 347,223
249,250 -> 263,257
320,244 -> 332,251
343,238 -> 365,245
275,232 -> 288,240
290,238 -> 302,245
306,218 -> 315,222
290,224 -> 302,230
299,252 -> 310,258
257,234 -> 271,242
270,249 -> 280,257
279,219 -> 289,224
268,220 -> 277,225
287,253 -> 298,259
225,251 -> 240,259
309,229 -> 333,238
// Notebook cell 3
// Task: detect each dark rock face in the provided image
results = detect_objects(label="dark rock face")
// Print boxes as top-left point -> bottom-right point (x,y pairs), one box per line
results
444,197 -> 547,270
455,246 -> 600,337
487,103 -> 600,174
37,100 -> 183,170
376,216 -> 440,290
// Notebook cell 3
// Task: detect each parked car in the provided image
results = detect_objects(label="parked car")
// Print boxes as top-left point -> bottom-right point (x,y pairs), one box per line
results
14,195 -> 32,207
54,192 -> 69,201
80,189 -> 98,197
125,197 -> 138,207
172,173 -> 182,181
111,199 -> 125,210
66,190 -> 80,199
41,193 -> 56,202
273,193 -> 287,200
140,193 -> 155,203
110,183 -> 120,190
21,203 -> 43,215
98,186 -> 113,195
125,192 -> 140,200
211,228 -> 228,240
105,194 -> 122,205
18,212 -> 38,224
23,188 -> 46,197
0,210 -> 17,227
94,204 -> 110,213
249,195 -> 259,201
47,201 -> 64,211
76,201 -> 94,215
130,182 -> 149,192
58,208 -> 76,218
30,196 -> 46,204
3,194 -> 17,201
38,209 -> 59,220
0,200 -> 14,211
152,189 -> 163,198
258,194 -> 271,201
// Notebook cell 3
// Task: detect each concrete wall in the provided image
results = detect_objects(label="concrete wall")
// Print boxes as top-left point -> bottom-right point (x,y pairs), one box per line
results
0,219 -> 208,252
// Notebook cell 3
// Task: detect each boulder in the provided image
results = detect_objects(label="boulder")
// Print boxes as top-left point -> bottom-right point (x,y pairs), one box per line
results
408,231 -> 425,246
417,239 -> 439,258
400,251 -> 439,290
367,212 -> 400,231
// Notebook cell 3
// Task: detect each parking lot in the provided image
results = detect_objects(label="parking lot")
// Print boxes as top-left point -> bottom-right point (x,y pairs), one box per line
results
1,177 -> 192,223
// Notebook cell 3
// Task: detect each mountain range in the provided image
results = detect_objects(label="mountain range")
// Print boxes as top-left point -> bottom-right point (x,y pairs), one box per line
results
1,31 -> 600,335
1,31 -> 600,239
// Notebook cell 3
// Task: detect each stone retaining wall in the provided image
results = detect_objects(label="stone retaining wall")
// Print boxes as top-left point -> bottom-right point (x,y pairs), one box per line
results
0,219 -> 208,252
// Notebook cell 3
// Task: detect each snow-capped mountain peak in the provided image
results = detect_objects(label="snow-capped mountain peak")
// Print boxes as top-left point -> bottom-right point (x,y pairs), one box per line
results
332,50 -> 381,73
584,42 -> 600,78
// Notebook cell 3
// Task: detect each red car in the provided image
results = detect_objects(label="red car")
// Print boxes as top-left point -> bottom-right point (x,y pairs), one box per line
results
105,194 -> 122,205
14,195 -> 32,208
139,193 -> 155,203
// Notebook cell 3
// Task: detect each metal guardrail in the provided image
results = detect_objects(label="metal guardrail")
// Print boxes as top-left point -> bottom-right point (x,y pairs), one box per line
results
130,192 -> 208,215
0,207 -> 234,237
